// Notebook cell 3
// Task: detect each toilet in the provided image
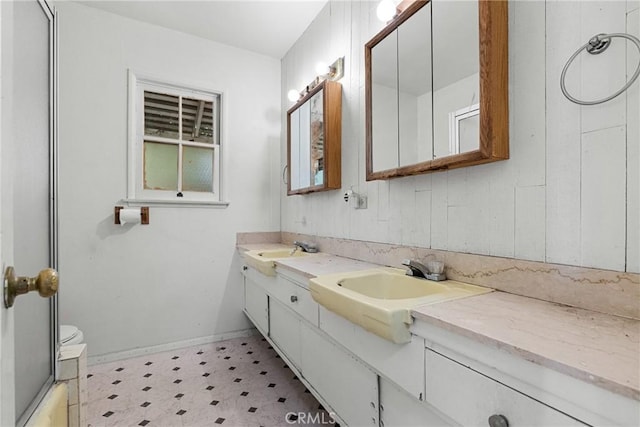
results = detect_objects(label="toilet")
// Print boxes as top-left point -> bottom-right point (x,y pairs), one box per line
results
60,325 -> 84,346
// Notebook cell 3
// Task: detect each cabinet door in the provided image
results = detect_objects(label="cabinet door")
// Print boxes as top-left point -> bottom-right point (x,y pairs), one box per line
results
425,349 -> 586,426
244,276 -> 268,335
300,323 -> 379,427
379,377 -> 452,427
269,299 -> 301,369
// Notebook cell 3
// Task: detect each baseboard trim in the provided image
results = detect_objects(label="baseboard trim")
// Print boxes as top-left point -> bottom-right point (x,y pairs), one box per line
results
87,328 -> 259,366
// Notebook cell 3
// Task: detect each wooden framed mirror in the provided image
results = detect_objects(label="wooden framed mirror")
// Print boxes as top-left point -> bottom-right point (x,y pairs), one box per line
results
287,80 -> 342,195
365,0 -> 508,180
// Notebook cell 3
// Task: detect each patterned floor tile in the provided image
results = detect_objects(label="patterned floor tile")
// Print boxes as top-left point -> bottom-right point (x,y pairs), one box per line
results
87,334 -> 336,426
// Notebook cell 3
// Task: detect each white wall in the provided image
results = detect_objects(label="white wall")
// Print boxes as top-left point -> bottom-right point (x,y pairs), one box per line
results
57,2 -> 281,357
281,0 -> 639,273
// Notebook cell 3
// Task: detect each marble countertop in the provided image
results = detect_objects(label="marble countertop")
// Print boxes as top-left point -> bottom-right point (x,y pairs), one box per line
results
413,292 -> 640,401
237,243 -> 640,400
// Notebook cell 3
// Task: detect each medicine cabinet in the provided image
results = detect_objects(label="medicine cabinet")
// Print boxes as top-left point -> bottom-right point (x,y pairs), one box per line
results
365,0 -> 509,180
287,80 -> 342,195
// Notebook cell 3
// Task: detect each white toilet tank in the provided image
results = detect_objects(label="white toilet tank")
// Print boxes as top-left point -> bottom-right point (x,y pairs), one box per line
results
60,325 -> 83,346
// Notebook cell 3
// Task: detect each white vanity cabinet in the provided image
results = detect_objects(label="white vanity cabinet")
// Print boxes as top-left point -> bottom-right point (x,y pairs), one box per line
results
424,349 -> 585,426
242,258 -> 637,427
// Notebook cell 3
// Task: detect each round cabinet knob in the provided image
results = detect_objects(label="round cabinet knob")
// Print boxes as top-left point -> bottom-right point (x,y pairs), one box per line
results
242,266 -> 248,271
290,295 -> 298,303
488,414 -> 509,427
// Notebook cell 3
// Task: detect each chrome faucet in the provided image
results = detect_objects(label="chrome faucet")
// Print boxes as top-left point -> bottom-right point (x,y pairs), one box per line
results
293,240 -> 319,253
401,259 -> 447,281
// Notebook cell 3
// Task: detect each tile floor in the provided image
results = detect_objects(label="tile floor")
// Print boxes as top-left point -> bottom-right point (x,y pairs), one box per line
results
87,334 -> 337,427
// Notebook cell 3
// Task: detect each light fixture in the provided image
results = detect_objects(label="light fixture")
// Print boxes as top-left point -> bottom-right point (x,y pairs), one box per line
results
287,89 -> 300,103
315,61 -> 329,76
286,57 -> 345,103
376,0 -> 397,22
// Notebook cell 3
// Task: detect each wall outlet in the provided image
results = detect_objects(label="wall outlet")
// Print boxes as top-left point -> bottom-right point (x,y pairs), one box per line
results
344,189 -> 367,209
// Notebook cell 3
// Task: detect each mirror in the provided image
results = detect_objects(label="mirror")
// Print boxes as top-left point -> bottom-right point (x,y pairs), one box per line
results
287,80 -> 342,195
366,0 -> 508,180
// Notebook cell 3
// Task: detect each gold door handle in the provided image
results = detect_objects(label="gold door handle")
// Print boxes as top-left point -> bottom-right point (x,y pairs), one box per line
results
3,266 -> 58,308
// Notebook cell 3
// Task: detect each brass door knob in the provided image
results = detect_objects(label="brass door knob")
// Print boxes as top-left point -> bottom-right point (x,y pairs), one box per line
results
4,266 -> 59,308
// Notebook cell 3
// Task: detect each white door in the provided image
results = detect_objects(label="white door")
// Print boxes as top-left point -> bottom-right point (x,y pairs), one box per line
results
0,0 -> 58,426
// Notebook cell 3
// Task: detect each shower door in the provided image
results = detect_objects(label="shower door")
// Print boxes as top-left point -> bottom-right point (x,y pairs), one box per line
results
2,0 -> 58,426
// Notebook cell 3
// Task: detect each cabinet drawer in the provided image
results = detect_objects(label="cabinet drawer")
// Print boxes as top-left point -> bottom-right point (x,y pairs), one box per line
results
242,265 -> 277,294
425,349 -> 585,426
274,275 -> 318,326
379,377 -> 452,426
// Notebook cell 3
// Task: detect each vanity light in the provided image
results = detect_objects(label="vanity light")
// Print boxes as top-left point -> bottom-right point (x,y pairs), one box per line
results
287,89 -> 301,103
315,61 -> 329,76
287,57 -> 345,103
376,0 -> 397,22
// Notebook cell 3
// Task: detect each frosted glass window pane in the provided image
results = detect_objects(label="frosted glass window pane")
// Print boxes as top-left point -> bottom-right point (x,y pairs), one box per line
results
183,146 -> 213,192
144,91 -> 179,139
144,142 -> 178,190
182,97 -> 215,144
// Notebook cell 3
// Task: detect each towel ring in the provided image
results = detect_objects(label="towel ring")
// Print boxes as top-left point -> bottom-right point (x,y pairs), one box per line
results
560,33 -> 640,105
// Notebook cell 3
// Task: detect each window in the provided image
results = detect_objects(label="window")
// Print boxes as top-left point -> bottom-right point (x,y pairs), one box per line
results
448,103 -> 479,155
128,72 -> 225,205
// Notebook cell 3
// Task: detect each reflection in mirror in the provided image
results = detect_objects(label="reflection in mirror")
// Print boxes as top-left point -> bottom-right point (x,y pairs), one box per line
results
298,101 -> 311,189
398,2 -> 432,166
310,91 -> 324,186
448,104 -> 479,155
371,30 -> 399,172
290,101 -> 312,191
432,0 -> 479,159
290,107 -> 301,190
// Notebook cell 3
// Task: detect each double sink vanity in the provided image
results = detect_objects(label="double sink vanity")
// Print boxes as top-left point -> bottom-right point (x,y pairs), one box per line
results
239,240 -> 639,427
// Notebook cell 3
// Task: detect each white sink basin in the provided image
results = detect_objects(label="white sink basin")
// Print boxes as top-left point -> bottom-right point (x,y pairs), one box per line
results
310,268 -> 492,343
337,273 -> 452,299
243,248 -> 311,276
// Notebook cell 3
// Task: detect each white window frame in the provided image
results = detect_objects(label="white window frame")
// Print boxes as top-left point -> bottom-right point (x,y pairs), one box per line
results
126,70 -> 228,207
448,103 -> 480,155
